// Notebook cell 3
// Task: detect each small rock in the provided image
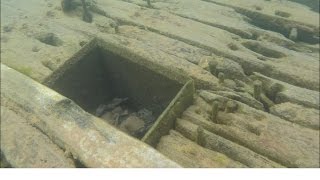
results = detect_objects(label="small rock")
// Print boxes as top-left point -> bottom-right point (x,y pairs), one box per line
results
289,28 -> 298,41
257,56 -> 267,61
198,56 -> 212,71
223,79 -> 237,89
32,46 -> 40,52
82,11 -> 93,23
107,98 -> 128,110
21,23 -> 28,29
100,111 -> 116,124
227,43 -> 239,51
254,5 -> 263,11
95,104 -> 108,117
3,25 -> 13,33
110,21 -> 119,33
137,108 -> 155,125
95,97 -> 128,117
41,60 -> 57,71
213,57 -> 249,82
111,106 -> 123,114
61,0 -> 77,12
218,72 -> 225,84
119,115 -> 145,137
35,32 -> 63,47
275,10 -> 291,18
46,11 -> 55,17
55,6 -> 62,11
211,101 -> 219,123
1,36 -> 9,43
79,41 -> 87,47
225,100 -> 238,113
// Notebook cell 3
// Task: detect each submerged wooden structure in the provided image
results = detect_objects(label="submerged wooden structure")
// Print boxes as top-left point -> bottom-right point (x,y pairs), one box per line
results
1,0 -> 319,167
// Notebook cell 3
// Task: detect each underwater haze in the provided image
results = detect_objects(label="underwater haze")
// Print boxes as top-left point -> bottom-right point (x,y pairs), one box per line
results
1,0 -> 319,168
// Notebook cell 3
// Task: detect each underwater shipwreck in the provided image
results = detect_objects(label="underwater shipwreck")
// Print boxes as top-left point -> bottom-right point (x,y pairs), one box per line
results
0,0 -> 319,168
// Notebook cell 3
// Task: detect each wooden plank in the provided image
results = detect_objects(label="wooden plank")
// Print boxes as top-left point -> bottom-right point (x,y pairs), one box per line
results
142,80 -> 194,147
1,64 -> 181,168
175,118 -> 284,168
184,92 -> 320,167
157,130 -> 246,168
0,106 -> 76,168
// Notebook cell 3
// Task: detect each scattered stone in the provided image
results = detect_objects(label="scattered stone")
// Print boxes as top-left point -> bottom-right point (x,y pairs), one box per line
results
213,57 -> 249,82
289,28 -> 298,41
95,98 -> 155,138
275,10 -> 291,18
20,23 -> 28,30
55,6 -> 62,11
253,80 -> 262,101
110,21 -> 119,33
225,100 -> 238,113
218,72 -> 225,84
32,46 -> 40,52
89,3 -> 107,17
3,25 -> 13,33
211,101 -> 219,123
137,108 -> 155,126
257,56 -> 267,61
35,32 -> 63,47
79,41 -> 87,47
46,11 -> 55,17
82,10 -> 93,23
41,60 -> 57,71
254,6 -> 263,11
134,11 -> 141,17
61,0 -> 77,12
95,104 -> 108,117
196,126 -> 205,146
227,43 -> 239,51
223,79 -> 237,89
266,83 -> 284,101
147,0 -> 152,7
1,36 -> 9,43
119,115 -> 145,137
208,60 -> 218,76
198,56 -> 211,71
95,19 -> 116,33
247,124 -> 263,136
81,0 -> 93,23
95,97 -> 128,117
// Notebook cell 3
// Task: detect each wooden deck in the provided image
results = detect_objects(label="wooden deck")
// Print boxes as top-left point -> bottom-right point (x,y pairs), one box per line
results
1,0 -> 319,167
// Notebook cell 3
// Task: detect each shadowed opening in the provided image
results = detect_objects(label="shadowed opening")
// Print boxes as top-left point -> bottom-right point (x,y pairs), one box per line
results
48,45 -> 183,139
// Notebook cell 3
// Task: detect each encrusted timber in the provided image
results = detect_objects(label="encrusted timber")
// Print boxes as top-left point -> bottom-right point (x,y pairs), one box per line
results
251,72 -> 320,110
44,37 -> 191,88
142,80 -> 194,147
1,64 -> 180,168
175,118 -> 284,168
